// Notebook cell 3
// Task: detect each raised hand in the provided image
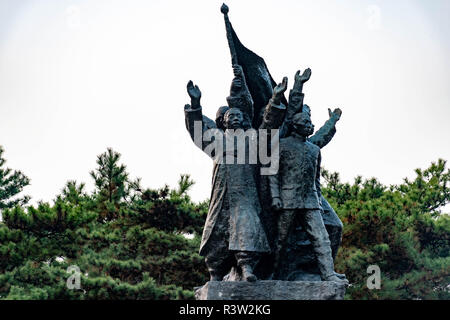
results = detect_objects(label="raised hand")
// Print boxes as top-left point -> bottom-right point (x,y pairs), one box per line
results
187,80 -> 201,107
233,64 -> 244,77
294,68 -> 312,91
297,68 -> 312,83
328,107 -> 342,121
228,64 -> 246,95
272,77 -> 288,104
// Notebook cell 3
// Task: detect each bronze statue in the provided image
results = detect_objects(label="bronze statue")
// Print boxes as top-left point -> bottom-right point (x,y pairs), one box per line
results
268,110 -> 342,282
184,64 -> 288,281
188,4 -> 348,296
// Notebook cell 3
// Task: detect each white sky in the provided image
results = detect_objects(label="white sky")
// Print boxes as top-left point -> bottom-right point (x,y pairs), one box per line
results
0,0 -> 449,211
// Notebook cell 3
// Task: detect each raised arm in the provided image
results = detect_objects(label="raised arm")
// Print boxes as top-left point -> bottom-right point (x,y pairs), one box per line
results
184,81 -> 218,152
229,64 -> 254,122
260,77 -> 288,130
280,68 -> 311,137
309,108 -> 342,149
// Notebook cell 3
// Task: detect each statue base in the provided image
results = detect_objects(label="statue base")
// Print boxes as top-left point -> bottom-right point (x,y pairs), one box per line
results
195,280 -> 347,300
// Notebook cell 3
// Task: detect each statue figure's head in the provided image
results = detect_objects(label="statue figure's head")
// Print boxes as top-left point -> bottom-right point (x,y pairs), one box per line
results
215,106 -> 230,130
292,111 -> 314,137
224,107 -> 245,129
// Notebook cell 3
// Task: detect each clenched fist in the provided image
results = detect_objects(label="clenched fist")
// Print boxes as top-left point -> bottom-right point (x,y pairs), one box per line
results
271,197 -> 283,211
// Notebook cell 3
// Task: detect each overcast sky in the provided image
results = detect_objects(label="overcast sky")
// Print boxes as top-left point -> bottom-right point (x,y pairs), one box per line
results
0,0 -> 449,211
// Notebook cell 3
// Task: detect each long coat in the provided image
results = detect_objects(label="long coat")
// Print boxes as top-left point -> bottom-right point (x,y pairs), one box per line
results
184,102 -> 285,256
268,133 -> 322,210
201,143 -> 269,255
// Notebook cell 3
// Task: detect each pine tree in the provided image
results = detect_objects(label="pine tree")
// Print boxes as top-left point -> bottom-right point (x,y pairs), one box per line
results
0,172 -> 207,299
322,159 -> 450,299
0,146 -> 30,210
59,180 -> 88,205
90,148 -> 129,220
1,147 -> 448,300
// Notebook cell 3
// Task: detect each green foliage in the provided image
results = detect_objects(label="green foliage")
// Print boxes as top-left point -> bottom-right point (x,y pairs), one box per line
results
0,146 -> 448,300
322,159 -> 450,300
0,146 -> 30,210
0,148 -> 208,300
125,175 -> 208,235
90,148 -> 129,220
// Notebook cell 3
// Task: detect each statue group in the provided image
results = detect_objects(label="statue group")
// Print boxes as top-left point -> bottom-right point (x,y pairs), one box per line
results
184,4 -> 348,288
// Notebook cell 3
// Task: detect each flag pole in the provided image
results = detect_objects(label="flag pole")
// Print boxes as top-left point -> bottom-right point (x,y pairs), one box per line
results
221,3 -> 238,66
